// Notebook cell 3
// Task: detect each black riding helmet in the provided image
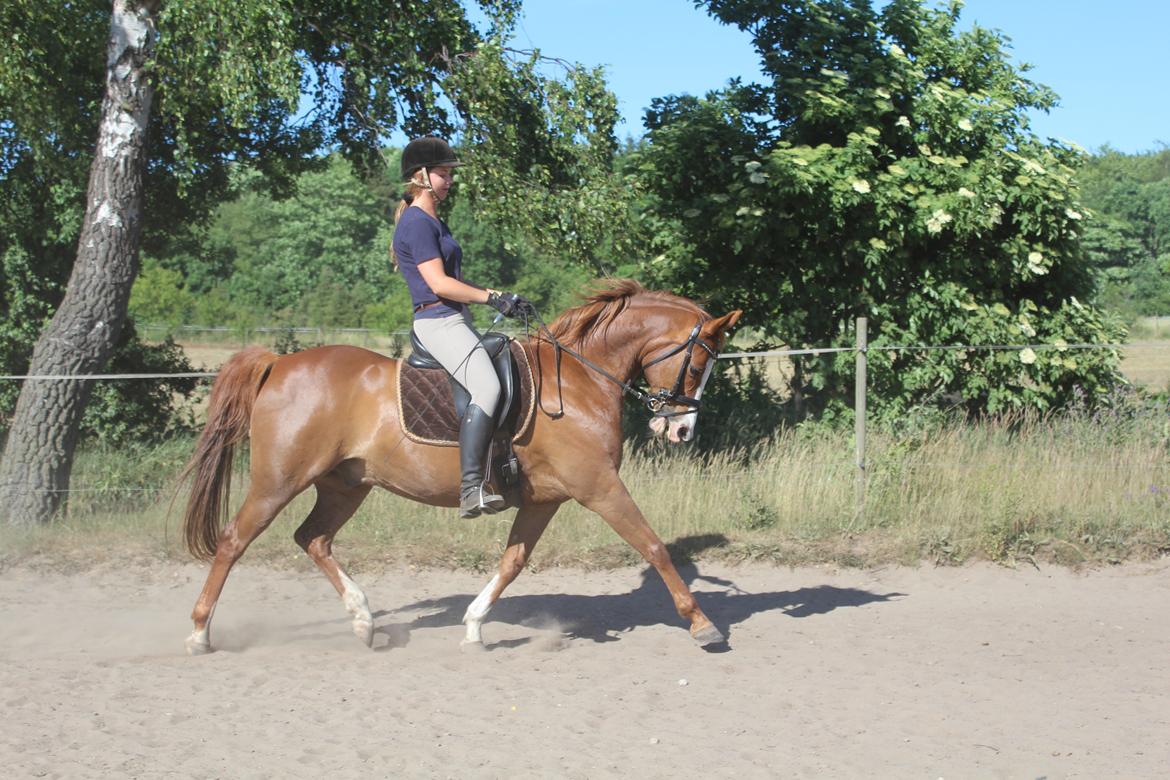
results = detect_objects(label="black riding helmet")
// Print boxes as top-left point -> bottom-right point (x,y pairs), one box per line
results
401,136 -> 464,180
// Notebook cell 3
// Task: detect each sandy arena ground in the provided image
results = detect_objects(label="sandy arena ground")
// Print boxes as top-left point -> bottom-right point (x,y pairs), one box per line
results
2,558 -> 1168,778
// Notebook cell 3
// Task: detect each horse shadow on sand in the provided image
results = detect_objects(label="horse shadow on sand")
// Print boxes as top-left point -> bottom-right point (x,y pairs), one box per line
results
369,534 -> 905,652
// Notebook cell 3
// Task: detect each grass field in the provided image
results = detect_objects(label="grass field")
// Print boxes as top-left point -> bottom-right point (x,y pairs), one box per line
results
3,407 -> 1167,572
1120,341 -> 1170,391
1120,318 -> 1170,391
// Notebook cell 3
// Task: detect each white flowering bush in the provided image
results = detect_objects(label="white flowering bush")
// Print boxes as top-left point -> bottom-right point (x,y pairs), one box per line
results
631,0 -> 1123,415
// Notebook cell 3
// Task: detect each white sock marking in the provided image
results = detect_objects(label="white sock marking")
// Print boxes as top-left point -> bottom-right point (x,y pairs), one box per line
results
462,574 -> 500,644
338,568 -> 371,621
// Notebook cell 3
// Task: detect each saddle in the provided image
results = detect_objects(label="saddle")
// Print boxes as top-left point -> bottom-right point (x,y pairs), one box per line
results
396,331 -> 536,485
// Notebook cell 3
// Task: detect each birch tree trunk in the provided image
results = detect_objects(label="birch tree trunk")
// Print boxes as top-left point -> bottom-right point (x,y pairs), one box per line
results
0,0 -> 159,525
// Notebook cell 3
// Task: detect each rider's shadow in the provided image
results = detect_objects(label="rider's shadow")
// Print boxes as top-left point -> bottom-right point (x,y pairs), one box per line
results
377,535 -> 905,649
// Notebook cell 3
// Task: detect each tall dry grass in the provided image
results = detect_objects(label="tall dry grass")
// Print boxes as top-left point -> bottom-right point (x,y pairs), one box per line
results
2,407 -> 1167,571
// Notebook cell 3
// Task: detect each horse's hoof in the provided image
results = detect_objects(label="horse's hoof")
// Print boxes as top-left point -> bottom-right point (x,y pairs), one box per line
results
691,623 -> 725,646
185,637 -> 213,656
460,639 -> 488,653
353,619 -> 374,648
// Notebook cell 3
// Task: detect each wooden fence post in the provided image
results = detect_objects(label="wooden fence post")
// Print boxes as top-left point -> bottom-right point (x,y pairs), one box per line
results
855,317 -> 868,524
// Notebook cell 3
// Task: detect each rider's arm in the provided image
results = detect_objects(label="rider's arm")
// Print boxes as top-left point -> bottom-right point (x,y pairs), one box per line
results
416,258 -> 494,304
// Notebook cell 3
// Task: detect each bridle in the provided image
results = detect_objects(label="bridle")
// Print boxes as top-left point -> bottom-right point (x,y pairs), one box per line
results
640,321 -> 719,417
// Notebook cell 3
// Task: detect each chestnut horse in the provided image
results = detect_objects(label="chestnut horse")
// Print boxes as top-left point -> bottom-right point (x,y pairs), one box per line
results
180,279 -> 741,654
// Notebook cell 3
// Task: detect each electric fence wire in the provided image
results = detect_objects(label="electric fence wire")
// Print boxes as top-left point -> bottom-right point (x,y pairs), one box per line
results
5,339 -> 1167,381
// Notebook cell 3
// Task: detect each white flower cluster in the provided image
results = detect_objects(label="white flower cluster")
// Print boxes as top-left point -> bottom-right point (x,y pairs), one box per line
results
926,209 -> 953,234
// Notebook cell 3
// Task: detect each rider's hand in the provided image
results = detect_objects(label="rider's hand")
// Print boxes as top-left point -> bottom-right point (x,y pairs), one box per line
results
486,291 -> 534,319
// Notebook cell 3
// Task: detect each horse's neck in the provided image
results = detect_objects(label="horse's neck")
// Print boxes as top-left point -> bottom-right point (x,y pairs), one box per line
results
575,303 -> 660,386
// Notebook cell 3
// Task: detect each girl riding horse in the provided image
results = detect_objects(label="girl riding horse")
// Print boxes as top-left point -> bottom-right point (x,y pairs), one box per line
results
391,136 -> 532,518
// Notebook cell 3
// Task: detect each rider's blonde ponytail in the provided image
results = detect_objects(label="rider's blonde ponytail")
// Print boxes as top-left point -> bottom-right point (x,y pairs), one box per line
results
389,171 -> 428,271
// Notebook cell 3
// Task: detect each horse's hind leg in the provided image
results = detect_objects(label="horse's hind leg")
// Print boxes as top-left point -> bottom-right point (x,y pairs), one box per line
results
462,501 -> 561,648
293,482 -> 374,647
187,489 -> 295,655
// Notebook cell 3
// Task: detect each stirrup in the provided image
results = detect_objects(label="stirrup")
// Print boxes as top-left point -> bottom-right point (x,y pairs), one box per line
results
460,484 -> 505,519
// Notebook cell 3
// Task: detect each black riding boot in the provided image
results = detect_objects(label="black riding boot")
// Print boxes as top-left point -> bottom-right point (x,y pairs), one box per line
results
459,403 -> 506,518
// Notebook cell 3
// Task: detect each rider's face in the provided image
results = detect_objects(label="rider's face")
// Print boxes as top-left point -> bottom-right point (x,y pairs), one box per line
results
428,166 -> 455,200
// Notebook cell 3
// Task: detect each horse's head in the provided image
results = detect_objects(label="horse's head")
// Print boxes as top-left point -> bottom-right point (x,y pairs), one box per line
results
545,280 -> 743,443
644,308 -> 742,443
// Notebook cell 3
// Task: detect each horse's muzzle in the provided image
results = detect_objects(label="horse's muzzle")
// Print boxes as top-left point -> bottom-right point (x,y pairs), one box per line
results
648,414 -> 696,443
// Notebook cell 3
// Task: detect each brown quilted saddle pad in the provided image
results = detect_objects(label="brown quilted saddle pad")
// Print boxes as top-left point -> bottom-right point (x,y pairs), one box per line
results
396,340 -> 536,446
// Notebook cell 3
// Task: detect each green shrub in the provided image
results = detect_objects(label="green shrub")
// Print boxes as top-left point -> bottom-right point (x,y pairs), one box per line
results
81,322 -> 203,445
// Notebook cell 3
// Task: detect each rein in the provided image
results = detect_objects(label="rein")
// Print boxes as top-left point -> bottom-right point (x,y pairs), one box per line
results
520,308 -> 717,420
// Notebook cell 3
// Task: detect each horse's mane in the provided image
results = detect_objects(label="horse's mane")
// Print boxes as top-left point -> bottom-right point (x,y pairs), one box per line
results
546,279 -> 703,349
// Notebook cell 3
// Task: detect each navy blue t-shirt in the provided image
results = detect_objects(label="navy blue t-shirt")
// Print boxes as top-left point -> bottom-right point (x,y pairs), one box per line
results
391,206 -> 468,319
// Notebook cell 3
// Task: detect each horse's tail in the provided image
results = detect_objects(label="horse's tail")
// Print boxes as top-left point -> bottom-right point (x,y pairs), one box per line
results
180,347 -> 279,561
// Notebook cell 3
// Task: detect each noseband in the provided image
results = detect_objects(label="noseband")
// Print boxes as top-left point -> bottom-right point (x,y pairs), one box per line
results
641,322 -> 718,416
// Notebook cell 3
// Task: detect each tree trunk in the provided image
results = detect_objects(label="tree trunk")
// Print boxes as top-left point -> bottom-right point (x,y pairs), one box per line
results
0,0 -> 159,525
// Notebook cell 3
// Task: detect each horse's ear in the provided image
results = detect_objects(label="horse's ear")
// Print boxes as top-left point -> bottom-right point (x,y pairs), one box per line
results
708,310 -> 743,333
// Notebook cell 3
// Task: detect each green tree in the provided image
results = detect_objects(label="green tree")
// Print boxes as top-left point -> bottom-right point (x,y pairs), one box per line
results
1078,147 -> 1170,317
209,157 -> 396,314
128,259 -> 197,326
445,40 -> 639,274
81,322 -> 200,445
632,0 -> 1123,416
2,0 -> 169,525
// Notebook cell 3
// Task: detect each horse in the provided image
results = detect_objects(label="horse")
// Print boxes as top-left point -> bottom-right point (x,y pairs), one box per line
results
179,279 -> 742,655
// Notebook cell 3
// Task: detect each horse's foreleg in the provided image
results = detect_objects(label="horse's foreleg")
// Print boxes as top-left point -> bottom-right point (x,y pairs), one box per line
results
187,490 -> 292,655
580,481 -> 724,646
293,483 -> 374,647
462,501 -> 560,648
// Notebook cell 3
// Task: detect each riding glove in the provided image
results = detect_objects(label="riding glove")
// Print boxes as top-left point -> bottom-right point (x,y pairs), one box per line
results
486,291 -> 534,319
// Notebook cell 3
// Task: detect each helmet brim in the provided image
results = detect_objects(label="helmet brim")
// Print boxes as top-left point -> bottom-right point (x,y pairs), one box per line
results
403,160 -> 464,179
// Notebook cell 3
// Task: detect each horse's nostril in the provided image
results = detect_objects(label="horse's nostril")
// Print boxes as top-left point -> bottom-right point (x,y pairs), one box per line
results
677,426 -> 690,440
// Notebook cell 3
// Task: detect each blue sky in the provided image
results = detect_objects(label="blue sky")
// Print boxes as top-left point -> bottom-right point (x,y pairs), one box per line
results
502,0 -> 1169,154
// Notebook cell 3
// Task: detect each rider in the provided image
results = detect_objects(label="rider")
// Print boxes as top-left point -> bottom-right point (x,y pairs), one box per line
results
391,136 -> 531,518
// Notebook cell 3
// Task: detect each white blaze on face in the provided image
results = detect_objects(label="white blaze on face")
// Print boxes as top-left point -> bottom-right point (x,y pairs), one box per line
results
667,358 -> 715,443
